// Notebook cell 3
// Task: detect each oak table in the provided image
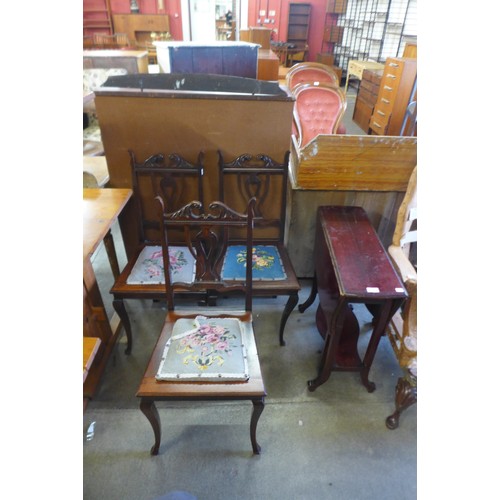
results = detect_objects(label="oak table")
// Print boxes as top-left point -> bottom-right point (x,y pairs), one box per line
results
137,311 -> 266,456
83,188 -> 132,398
299,206 -> 407,392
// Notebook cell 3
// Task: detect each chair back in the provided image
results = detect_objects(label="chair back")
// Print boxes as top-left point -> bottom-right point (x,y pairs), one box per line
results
129,150 -> 205,244
292,82 -> 347,148
217,152 -> 290,242
286,62 -> 339,90
156,198 -> 256,312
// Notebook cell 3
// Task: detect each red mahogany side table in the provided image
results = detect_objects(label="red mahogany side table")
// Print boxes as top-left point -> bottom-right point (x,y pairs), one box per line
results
299,206 -> 408,392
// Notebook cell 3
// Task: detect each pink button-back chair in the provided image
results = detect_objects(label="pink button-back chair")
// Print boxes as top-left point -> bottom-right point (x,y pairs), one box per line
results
286,62 -> 340,90
291,82 -> 347,149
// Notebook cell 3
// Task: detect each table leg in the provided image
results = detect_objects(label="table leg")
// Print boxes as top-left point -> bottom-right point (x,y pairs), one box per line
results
298,273 -> 317,313
279,292 -> 299,346
250,398 -> 265,455
360,300 -> 394,392
140,398 -> 161,456
103,230 -> 120,280
308,299 -> 348,391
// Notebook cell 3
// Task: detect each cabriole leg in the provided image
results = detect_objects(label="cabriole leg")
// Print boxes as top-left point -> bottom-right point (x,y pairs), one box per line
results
250,398 -> 265,454
140,398 -> 162,455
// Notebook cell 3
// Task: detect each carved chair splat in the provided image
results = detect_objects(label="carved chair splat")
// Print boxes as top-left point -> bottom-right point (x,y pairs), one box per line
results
110,150 -> 205,354
217,151 -> 300,345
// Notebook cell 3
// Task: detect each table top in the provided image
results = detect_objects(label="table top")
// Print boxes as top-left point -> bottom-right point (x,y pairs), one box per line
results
83,188 -> 132,261
318,206 -> 407,300
348,60 -> 385,71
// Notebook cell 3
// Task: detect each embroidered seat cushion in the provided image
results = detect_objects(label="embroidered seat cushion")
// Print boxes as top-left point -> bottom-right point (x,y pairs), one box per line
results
222,245 -> 287,281
156,316 -> 249,382
126,245 -> 196,285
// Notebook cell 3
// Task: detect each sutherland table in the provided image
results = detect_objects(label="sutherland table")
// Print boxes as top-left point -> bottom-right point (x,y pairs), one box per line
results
83,188 -> 132,398
299,206 -> 407,392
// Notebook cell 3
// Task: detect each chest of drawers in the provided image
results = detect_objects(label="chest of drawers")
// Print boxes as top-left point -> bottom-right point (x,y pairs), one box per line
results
369,57 -> 417,136
352,68 -> 383,133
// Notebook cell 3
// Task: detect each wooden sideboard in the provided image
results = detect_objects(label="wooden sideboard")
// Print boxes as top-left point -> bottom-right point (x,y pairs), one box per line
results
369,57 -> 417,136
112,14 -> 170,46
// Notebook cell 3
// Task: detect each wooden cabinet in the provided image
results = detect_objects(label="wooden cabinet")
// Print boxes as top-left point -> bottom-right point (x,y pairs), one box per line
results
112,14 -> 170,47
353,69 -> 383,133
369,57 -> 417,136
240,27 -> 272,50
287,3 -> 311,48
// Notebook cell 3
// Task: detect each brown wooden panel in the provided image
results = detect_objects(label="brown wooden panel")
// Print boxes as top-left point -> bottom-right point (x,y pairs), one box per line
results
291,135 -> 416,191
95,90 -> 294,258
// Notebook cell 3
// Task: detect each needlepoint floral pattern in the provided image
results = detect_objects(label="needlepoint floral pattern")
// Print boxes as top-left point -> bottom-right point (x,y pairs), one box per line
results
222,245 -> 287,281
126,245 -> 195,284
156,316 -> 249,382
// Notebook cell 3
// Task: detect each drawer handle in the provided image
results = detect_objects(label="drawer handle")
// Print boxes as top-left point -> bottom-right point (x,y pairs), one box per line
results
372,121 -> 381,128
383,85 -> 393,91
388,62 -> 399,68
387,73 -> 397,79
381,98 -> 390,103
377,110 -> 386,116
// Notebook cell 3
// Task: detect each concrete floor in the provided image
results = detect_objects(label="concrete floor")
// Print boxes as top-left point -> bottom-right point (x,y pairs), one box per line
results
83,87 -> 416,499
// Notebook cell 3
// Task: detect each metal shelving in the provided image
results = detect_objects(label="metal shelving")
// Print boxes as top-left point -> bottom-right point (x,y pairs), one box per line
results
322,0 -> 417,73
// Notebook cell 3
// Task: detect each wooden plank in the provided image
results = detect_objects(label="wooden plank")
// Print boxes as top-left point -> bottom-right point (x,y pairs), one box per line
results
291,135 -> 417,191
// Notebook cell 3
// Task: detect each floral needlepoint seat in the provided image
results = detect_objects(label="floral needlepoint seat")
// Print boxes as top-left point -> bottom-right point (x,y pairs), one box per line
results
222,245 -> 287,281
126,246 -> 195,285
156,316 -> 249,382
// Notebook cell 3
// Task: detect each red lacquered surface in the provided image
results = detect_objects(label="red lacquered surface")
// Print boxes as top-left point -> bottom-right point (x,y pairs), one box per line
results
318,206 -> 406,300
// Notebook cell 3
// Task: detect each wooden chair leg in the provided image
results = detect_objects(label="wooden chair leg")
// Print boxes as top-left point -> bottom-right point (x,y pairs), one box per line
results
279,292 -> 299,346
250,398 -> 265,455
113,298 -> 133,355
386,376 -> 417,429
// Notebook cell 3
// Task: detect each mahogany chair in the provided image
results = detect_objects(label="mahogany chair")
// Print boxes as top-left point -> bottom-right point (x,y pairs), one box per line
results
217,151 -> 300,346
291,82 -> 347,149
110,150 -> 204,354
136,197 -> 266,456
286,62 -> 340,90
385,165 -> 417,429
